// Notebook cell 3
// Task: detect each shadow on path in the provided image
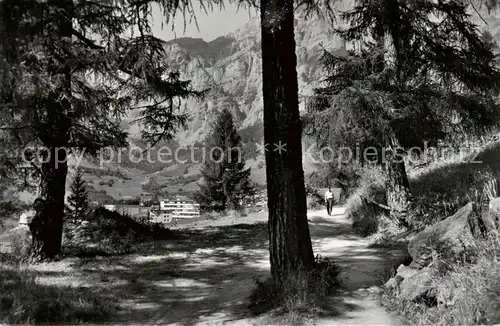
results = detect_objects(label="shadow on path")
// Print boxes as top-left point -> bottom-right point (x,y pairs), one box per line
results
1,208 -> 408,325
65,223 -> 270,325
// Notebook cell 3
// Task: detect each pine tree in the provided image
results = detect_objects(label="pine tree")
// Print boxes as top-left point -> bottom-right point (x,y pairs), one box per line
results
66,168 -> 89,221
0,0 -> 203,259
259,0 -> 338,285
197,108 -> 255,211
309,0 -> 500,227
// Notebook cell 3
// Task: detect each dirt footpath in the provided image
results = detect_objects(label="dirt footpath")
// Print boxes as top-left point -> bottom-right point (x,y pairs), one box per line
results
2,207 -> 405,325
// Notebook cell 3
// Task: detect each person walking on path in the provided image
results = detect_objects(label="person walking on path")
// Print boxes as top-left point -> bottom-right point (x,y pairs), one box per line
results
325,187 -> 334,216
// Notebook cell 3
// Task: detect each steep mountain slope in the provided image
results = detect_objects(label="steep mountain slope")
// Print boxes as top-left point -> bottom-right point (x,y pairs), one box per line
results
76,12 -> 344,199
124,13 -> 342,145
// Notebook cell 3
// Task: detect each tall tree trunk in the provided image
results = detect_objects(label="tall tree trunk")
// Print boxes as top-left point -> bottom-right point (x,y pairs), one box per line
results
372,19 -> 413,228
31,146 -> 69,259
31,0 -> 73,260
385,131 -> 412,228
260,0 -> 316,283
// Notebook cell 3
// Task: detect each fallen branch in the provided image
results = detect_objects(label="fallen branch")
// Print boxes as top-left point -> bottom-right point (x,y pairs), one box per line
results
360,195 -> 391,212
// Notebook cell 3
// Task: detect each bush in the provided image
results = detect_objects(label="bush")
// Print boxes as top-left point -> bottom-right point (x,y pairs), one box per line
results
306,161 -> 366,200
9,229 -> 31,264
345,165 -> 387,236
204,210 -> 224,220
62,207 -> 172,257
305,184 -> 325,210
306,195 -> 323,210
0,201 -> 24,227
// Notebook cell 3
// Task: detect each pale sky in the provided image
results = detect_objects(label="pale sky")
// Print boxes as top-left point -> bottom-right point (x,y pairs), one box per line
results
151,3 -> 258,42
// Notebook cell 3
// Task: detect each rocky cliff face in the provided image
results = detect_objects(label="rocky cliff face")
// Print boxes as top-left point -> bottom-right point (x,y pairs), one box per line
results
125,11 -> 345,145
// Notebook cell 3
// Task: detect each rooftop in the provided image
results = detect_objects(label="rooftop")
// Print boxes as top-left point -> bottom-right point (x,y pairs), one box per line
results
160,195 -> 196,203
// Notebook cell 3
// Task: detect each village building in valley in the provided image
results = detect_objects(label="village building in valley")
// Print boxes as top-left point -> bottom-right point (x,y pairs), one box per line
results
149,196 -> 201,224
103,194 -> 201,225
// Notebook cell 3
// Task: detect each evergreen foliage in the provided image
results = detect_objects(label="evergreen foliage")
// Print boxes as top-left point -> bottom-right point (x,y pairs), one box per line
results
0,0 -> 204,259
66,168 -> 89,221
197,108 -> 255,211
310,0 -> 500,154
307,0 -> 500,226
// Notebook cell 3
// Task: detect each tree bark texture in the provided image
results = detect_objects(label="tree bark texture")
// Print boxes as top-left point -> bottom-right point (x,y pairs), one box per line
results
31,0 -> 73,260
385,131 -> 412,228
260,0 -> 316,283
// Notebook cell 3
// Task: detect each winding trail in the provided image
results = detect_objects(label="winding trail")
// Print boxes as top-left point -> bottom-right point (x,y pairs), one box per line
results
310,207 -> 404,325
9,206 -> 406,325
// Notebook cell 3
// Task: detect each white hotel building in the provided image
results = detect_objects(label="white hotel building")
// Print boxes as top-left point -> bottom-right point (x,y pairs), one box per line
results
149,196 -> 200,224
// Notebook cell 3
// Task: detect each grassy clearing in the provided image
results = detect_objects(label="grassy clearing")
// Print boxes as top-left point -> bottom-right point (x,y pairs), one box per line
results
408,162 -> 497,230
0,265 -> 119,324
248,256 -> 340,324
408,142 -> 500,227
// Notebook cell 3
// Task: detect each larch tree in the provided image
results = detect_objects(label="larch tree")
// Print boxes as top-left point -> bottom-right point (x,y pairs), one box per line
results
309,0 -> 500,227
0,0 -> 203,260
260,0 -> 316,280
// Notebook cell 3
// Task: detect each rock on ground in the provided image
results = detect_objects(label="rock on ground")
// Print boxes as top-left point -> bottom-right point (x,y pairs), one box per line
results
8,224 -> 32,260
386,203 -> 485,305
398,267 -> 435,303
408,202 -> 477,268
